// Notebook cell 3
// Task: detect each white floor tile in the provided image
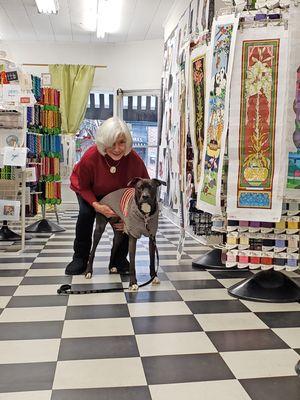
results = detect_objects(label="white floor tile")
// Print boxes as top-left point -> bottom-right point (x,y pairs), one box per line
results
195,312 -> 268,331
240,300 -> 300,312
159,259 -> 192,266
0,306 -> 66,322
33,257 -> 72,263
53,358 -> 146,389
128,301 -> 192,317
0,296 -> 10,308
218,278 -> 244,288
68,292 -> 127,306
221,349 -> 299,379
272,327 -> 300,348
0,391 -> 52,400
149,380 -> 252,400
14,285 -> 60,296
166,271 -> 214,281
0,339 -> 60,364
136,331 -> 217,356
178,288 -> 233,301
62,317 -> 134,338
26,269 -> 66,277
0,277 -> 23,286
0,263 -> 32,270
71,274 -> 121,284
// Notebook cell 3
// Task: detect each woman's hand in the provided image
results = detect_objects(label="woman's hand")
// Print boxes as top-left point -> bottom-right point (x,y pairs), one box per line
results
92,202 -> 117,218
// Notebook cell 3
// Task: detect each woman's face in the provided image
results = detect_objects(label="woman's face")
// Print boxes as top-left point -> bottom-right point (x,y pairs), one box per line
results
105,134 -> 126,160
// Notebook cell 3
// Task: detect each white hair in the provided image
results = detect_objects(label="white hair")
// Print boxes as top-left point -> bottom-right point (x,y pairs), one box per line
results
96,117 -> 133,156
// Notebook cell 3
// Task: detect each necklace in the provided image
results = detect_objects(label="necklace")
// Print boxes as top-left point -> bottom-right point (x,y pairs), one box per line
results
104,156 -> 122,174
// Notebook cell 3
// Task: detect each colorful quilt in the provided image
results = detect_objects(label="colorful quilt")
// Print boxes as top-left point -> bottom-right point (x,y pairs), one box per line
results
227,26 -> 289,222
197,14 -> 239,214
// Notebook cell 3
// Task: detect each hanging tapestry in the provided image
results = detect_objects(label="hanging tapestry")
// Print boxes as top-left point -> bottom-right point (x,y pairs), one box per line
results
190,44 -> 209,189
227,26 -> 288,222
197,14 -> 239,214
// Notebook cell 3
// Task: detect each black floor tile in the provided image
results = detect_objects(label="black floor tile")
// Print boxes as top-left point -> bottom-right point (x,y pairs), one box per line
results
132,315 -> 202,334
142,353 -> 234,384
0,362 -> 56,392
187,300 -> 250,314
209,270 -> 255,279
240,376 -> 300,400
58,336 -> 139,360
0,321 -> 63,340
70,283 -> 123,292
0,269 -> 27,277
0,286 -> 17,296
7,295 -> 69,308
161,265 -> 196,272
256,312 -> 300,328
38,252 -> 74,257
207,329 -> 289,352
172,279 -> 224,290
51,387 -> 152,400
21,276 -> 72,285
125,290 -> 182,303
31,262 -> 68,269
65,304 -> 129,320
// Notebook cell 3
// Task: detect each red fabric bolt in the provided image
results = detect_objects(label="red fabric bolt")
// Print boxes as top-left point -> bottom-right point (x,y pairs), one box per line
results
250,256 -> 260,264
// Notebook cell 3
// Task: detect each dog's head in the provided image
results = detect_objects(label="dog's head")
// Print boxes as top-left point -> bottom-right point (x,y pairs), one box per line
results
128,178 -> 166,215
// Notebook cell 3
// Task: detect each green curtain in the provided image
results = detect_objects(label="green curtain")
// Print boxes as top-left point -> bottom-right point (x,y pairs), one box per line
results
49,64 -> 95,135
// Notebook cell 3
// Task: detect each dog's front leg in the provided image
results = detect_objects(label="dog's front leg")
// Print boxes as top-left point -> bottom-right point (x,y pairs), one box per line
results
149,237 -> 160,285
85,215 -> 107,279
128,234 -> 138,291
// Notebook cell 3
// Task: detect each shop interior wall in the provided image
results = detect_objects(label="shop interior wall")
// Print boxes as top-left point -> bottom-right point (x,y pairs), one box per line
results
1,38 -> 164,207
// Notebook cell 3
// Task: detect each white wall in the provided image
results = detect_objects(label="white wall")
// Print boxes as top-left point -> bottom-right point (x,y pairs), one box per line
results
1,39 -> 164,91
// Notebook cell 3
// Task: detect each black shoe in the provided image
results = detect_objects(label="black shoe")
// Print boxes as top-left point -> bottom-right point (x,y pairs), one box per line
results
65,258 -> 86,275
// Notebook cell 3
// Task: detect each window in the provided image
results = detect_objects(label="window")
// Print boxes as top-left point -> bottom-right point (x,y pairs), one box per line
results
122,93 -> 159,178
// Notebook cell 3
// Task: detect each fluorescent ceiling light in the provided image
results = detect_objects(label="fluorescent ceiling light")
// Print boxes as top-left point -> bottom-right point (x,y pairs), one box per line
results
97,0 -> 122,39
35,0 -> 59,14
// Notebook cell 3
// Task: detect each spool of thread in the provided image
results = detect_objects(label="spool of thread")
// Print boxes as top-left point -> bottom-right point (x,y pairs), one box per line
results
274,258 -> 285,266
228,220 -> 239,227
238,255 -> 249,263
254,239 -> 262,251
282,202 -> 287,213
288,202 -> 298,213
227,253 -> 237,262
249,221 -> 260,228
287,220 -> 299,230
250,256 -> 260,264
275,220 -> 286,230
261,222 -> 273,228
239,235 -> 249,245
261,256 -> 273,265
275,239 -> 286,248
213,219 -> 223,228
239,220 -> 249,228
262,239 -> 275,247
227,235 -> 238,245
286,258 -> 298,268
288,236 -> 298,248
254,13 -> 267,21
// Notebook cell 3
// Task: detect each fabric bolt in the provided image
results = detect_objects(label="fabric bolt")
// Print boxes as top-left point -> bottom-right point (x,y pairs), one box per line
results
227,26 -> 289,221
197,14 -> 239,214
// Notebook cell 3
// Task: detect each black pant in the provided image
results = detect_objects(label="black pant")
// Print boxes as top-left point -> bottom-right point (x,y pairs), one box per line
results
73,194 -> 129,268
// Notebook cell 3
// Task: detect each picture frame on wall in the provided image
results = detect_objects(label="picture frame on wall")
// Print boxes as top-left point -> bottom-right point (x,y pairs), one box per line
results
41,73 -> 52,87
3,146 -> 27,168
0,200 -> 20,221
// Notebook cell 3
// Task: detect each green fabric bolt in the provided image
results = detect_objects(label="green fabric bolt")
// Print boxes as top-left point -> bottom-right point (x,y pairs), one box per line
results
49,64 -> 95,135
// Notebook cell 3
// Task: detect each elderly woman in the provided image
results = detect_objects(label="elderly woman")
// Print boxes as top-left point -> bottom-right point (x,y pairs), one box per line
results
65,117 -> 149,275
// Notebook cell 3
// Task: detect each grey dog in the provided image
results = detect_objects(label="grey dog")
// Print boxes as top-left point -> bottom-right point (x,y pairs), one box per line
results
85,178 -> 166,290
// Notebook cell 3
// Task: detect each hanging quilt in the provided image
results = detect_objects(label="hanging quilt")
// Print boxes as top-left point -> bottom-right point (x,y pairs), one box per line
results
227,26 -> 289,222
197,14 -> 239,214
190,43 -> 209,190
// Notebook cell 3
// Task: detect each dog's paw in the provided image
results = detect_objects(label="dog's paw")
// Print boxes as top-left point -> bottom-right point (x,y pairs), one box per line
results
85,272 -> 92,279
129,284 -> 139,291
109,267 -> 118,274
152,277 -> 160,285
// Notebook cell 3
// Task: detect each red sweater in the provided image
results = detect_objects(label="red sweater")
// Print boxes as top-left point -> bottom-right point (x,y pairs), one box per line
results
70,145 -> 149,205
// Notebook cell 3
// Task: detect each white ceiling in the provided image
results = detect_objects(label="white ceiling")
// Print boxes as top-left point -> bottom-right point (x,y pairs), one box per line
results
0,0 -> 175,43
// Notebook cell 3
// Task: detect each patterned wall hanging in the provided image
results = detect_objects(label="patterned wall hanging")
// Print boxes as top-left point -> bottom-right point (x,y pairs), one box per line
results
189,43 -> 209,190
227,26 -> 289,222
197,14 -> 239,214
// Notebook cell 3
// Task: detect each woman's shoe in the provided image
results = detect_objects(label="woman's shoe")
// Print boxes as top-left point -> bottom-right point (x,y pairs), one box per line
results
109,267 -> 118,274
65,258 -> 86,275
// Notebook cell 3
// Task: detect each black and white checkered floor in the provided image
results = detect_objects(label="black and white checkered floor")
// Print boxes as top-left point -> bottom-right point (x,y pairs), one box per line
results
0,212 -> 299,400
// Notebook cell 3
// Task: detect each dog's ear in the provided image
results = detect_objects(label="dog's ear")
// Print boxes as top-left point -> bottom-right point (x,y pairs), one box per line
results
152,179 -> 167,187
127,177 -> 143,187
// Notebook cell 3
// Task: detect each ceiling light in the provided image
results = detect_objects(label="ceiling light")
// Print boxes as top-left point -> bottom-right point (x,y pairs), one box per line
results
96,0 -> 122,39
35,0 -> 59,15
